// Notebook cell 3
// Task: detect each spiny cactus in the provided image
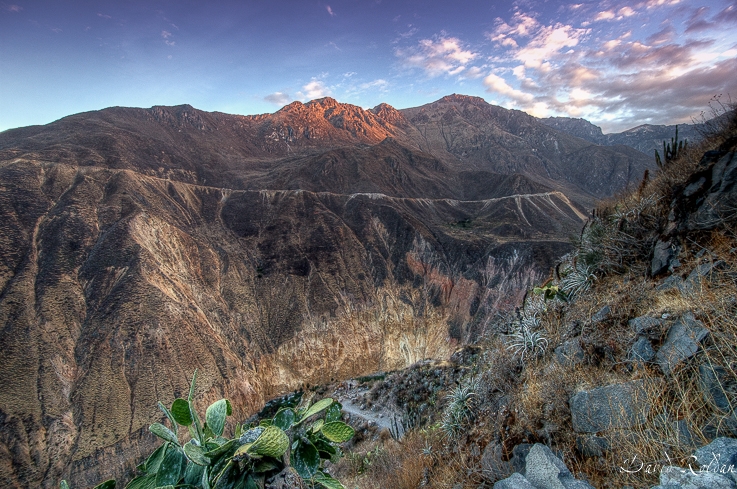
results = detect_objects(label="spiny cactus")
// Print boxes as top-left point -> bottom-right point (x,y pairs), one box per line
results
655,125 -> 687,169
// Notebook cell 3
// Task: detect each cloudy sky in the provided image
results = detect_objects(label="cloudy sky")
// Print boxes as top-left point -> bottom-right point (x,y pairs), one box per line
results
1,0 -> 735,132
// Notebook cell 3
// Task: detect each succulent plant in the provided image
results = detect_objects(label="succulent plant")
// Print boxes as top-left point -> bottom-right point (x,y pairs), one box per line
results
62,370 -> 354,489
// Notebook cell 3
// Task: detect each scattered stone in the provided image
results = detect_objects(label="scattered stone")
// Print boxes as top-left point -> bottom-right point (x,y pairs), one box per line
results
658,465 -> 736,489
652,239 -> 679,277
703,416 -> 737,440
699,365 -> 734,413
672,420 -> 697,449
510,443 -> 532,474
481,441 -> 512,480
694,437 -> 737,471
657,275 -> 684,292
576,434 -> 609,457
679,260 -> 727,294
493,472 -> 536,489
655,313 -> 709,375
265,467 -> 306,489
570,379 -> 656,433
591,305 -> 611,323
629,315 -> 665,337
555,339 -> 586,366
523,444 -> 594,489
629,337 -> 656,367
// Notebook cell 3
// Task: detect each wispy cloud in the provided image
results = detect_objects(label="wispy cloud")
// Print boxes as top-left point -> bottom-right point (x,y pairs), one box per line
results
326,5 -> 336,17
359,79 -> 389,91
265,92 -> 292,106
161,30 -> 175,46
395,35 -> 477,77
97,13 -> 111,19
478,2 -> 737,130
5,4 -> 22,12
298,79 -> 331,100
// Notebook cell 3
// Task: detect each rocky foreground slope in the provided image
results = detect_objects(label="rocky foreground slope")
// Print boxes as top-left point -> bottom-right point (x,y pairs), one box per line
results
319,108 -> 737,489
0,95 -> 653,487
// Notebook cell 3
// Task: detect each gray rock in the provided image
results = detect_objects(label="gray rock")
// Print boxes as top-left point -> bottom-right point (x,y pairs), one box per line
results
511,443 -> 532,474
524,444 -> 595,489
629,337 -> 656,367
657,274 -> 684,292
656,313 -> 709,375
687,151 -> 737,231
591,305 -> 611,323
555,339 -> 585,367
524,443 -> 570,488
672,419 -> 697,449
576,434 -> 609,457
704,417 -> 737,440
493,472 -> 536,489
570,379 -> 656,433
482,440 -> 513,480
650,485 -> 681,489
652,239 -> 679,277
659,464 -> 736,489
680,260 -> 727,294
699,365 -> 734,413
694,437 -> 737,471
629,315 -> 665,337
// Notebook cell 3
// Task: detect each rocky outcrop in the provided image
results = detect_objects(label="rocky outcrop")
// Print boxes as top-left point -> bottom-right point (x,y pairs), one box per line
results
493,443 -> 594,489
570,379 -> 657,433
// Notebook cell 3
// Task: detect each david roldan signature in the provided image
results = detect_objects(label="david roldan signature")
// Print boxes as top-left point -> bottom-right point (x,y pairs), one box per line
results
620,452 -> 736,476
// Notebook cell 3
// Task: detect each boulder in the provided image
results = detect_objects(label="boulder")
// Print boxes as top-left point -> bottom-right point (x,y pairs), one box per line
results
575,435 -> 609,457
555,339 -> 585,367
493,472 -> 536,489
523,443 -> 594,489
655,313 -> 709,375
658,465 -> 736,489
699,365 -> 734,413
591,305 -> 611,323
628,337 -> 656,367
482,440 -> 513,480
652,239 -> 679,277
629,316 -> 665,337
693,437 -> 737,473
570,379 -> 656,433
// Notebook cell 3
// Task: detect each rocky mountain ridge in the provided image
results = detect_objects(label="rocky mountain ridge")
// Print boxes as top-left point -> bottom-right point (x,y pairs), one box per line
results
0,94 -> 656,488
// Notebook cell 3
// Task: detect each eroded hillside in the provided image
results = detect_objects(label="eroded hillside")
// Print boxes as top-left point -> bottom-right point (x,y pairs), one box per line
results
0,95 -> 652,487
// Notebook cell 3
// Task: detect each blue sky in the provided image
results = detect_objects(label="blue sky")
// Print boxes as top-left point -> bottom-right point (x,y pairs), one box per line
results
1,0 -> 736,132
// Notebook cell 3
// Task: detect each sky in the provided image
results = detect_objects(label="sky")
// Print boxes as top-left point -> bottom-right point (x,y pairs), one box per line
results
1,0 -> 736,133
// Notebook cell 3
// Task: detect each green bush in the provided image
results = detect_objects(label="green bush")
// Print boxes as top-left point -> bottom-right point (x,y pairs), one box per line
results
61,370 -> 353,489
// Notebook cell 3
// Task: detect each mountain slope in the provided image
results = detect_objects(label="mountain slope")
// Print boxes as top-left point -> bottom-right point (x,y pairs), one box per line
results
0,95 -> 649,487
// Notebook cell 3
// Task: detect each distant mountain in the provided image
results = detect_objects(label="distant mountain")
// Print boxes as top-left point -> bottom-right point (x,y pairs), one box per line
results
0,95 -> 651,487
541,116 -> 701,156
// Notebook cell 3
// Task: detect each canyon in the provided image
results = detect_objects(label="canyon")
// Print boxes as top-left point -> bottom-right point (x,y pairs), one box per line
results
0,94 -> 654,487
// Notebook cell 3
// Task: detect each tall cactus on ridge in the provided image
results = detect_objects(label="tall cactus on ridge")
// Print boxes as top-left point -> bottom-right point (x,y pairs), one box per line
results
655,125 -> 687,169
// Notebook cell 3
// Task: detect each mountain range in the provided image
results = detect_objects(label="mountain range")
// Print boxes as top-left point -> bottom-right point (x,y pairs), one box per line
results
0,94 -> 658,487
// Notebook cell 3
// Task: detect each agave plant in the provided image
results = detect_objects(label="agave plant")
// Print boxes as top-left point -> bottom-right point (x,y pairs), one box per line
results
560,261 -> 596,301
440,376 -> 480,440
506,322 -> 549,361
